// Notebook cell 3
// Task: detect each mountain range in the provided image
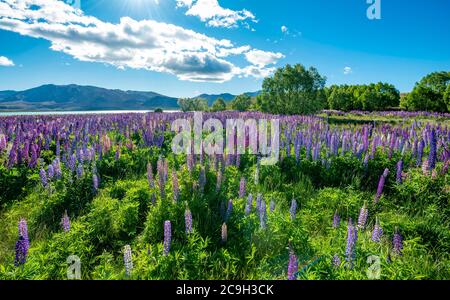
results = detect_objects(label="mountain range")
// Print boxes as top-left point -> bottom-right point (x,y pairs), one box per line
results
0,84 -> 260,111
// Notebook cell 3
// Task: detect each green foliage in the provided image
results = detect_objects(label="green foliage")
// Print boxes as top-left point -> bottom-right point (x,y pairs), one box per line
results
401,71 -> 450,112
230,94 -> 253,112
210,98 -> 227,112
257,64 -> 327,115
327,83 -> 400,111
177,98 -> 209,112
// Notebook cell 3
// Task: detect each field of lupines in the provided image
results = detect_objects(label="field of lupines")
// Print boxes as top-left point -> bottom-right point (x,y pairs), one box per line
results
0,111 -> 449,280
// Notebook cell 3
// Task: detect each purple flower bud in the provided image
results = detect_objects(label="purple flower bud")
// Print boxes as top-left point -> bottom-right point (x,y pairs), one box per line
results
374,169 -> 389,204
239,177 -> 246,198
163,220 -> 171,256
333,210 -> 340,228
259,199 -> 267,229
345,218 -> 358,269
15,218 -> 29,266
396,160 -> 403,184
47,164 -> 55,179
39,168 -> 48,188
245,194 -> 253,215
270,199 -> 276,213
290,198 -> 297,221
332,254 -> 341,269
199,166 -> 206,193
371,218 -> 383,243
185,209 -> 193,234
428,129 -> 437,170
221,223 -> 228,243
76,163 -> 84,179
392,229 -> 403,256
357,204 -> 368,230
93,174 -> 99,191
61,211 -> 71,233
287,252 -> 298,280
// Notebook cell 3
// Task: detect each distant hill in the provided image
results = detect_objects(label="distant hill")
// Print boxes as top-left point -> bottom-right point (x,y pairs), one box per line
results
195,91 -> 261,106
0,84 -> 179,111
0,84 -> 262,111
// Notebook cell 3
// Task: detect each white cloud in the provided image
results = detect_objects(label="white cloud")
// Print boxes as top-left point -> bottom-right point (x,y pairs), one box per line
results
343,66 -> 352,75
0,56 -> 14,67
176,0 -> 257,29
244,49 -> 284,68
281,25 -> 288,34
0,0 -> 282,82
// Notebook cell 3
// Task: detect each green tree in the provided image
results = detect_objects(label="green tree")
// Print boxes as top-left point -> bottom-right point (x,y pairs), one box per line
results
445,84 -> 450,112
177,98 -> 209,112
211,98 -> 227,112
230,94 -> 253,112
328,85 -> 354,112
402,71 -> 450,112
256,64 -> 327,115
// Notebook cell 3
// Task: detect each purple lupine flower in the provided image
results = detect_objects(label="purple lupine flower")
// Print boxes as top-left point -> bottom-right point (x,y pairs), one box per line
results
47,164 -> 55,179
68,154 -> 76,172
396,160 -> 403,184
15,237 -> 28,267
185,209 -> 193,234
123,245 -> 133,277
256,194 -> 262,211
147,162 -> 154,188
392,229 -> 403,256
374,168 -> 389,204
371,218 -> 383,243
93,174 -> 99,191
163,220 -> 171,256
357,203 -> 368,230
422,160 -> 430,176
76,163 -> 83,179
221,223 -> 228,243
417,139 -> 424,166
287,252 -> 298,280
199,166 -> 206,193
245,194 -> 253,215
333,210 -> 340,228
428,129 -> 437,170
172,169 -> 179,203
239,177 -> 246,198
259,199 -> 267,229
61,211 -> 71,233
270,199 -> 276,213
332,254 -> 341,269
53,158 -> 62,179
39,168 -> 48,188
15,219 -> 29,266
345,218 -> 358,269
290,198 -> 297,221
225,200 -> 233,222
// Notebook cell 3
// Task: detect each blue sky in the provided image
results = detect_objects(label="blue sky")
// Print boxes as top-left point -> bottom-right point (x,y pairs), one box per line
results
0,0 -> 449,97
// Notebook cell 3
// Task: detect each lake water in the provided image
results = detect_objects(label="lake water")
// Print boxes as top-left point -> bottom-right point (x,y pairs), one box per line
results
0,110 -> 181,117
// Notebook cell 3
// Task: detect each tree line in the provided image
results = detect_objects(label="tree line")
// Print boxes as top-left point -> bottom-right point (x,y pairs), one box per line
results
178,64 -> 450,115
